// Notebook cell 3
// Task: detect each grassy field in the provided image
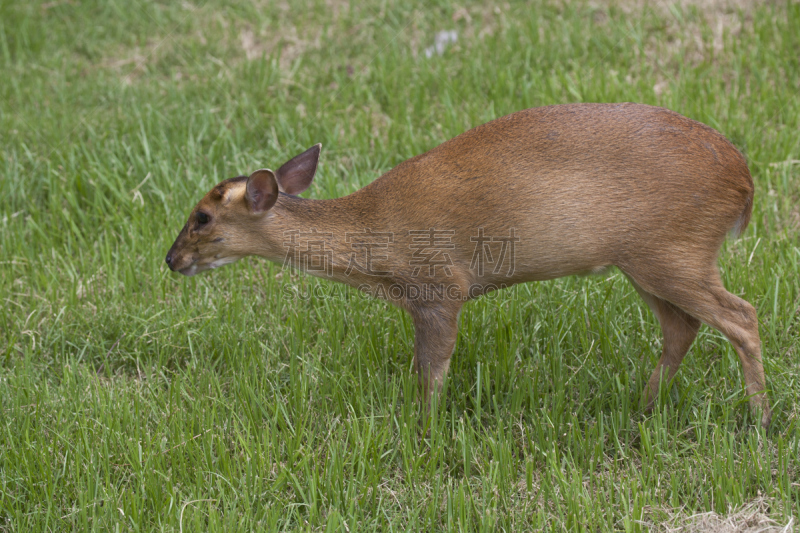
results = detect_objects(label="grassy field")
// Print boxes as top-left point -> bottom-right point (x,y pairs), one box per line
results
1,0 -> 799,530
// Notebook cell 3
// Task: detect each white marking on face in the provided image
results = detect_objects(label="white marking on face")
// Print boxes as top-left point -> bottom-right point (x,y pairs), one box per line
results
209,256 -> 240,269
224,184 -> 246,205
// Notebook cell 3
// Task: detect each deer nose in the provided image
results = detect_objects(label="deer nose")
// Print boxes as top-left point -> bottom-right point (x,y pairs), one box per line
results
165,252 -> 174,270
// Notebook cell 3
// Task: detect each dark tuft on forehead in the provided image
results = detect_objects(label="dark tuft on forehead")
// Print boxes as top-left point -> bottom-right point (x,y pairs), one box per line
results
211,175 -> 249,200
223,175 -> 249,185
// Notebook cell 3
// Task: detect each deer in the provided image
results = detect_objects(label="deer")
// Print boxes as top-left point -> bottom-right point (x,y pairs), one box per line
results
166,103 -> 771,429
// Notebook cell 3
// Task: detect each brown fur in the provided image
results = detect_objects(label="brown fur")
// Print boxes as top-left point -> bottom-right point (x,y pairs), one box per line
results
166,103 -> 771,428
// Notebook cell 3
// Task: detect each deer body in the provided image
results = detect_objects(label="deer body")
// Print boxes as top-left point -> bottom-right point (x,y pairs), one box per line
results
166,103 -> 771,428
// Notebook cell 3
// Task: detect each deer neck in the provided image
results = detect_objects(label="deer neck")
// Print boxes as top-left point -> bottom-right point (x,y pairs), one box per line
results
258,190 -> 393,288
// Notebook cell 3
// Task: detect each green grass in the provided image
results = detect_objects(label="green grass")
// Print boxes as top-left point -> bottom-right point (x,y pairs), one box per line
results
1,0 -> 799,530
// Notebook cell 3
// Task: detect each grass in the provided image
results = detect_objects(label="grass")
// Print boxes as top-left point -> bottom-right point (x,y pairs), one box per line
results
1,0 -> 799,530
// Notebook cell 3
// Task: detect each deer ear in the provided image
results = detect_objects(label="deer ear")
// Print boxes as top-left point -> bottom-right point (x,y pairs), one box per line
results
275,144 -> 321,195
246,169 -> 279,213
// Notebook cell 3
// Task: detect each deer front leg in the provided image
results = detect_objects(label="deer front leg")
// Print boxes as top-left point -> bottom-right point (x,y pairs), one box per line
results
412,305 -> 461,415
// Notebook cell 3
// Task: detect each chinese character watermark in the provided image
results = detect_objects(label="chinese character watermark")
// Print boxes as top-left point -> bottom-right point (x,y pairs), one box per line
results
345,229 -> 394,276
408,228 -> 455,277
469,227 -> 519,276
283,228 -> 333,276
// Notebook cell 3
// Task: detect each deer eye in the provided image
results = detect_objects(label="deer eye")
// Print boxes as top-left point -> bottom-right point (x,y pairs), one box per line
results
196,212 -> 210,225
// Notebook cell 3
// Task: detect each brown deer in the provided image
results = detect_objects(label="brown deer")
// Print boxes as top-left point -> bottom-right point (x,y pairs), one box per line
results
166,103 -> 771,428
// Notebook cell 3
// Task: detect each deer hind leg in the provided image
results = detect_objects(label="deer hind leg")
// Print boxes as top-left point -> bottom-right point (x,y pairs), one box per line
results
624,265 -> 771,428
628,277 -> 701,412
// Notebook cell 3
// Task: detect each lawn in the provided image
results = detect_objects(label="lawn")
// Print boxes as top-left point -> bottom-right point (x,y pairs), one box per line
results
1,0 -> 799,531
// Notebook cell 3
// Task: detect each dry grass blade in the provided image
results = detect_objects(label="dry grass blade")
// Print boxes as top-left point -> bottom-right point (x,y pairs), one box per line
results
665,500 -> 795,533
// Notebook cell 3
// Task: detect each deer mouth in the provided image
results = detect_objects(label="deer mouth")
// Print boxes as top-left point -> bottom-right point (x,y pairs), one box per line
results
178,263 -> 203,276
178,256 -> 240,276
